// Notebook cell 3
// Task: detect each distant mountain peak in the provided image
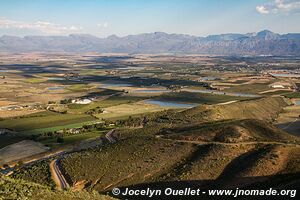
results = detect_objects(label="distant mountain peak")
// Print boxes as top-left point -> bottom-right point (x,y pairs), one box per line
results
69,34 -> 97,38
0,30 -> 299,55
107,34 -> 119,39
154,31 -> 167,35
256,30 -> 279,40
258,29 -> 274,34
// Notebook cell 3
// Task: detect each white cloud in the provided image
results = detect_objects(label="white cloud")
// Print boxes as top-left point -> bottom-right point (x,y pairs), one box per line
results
0,18 -> 82,34
97,22 -> 108,28
256,5 -> 270,14
256,0 -> 300,14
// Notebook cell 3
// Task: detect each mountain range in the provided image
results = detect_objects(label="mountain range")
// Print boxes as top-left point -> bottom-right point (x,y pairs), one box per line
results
0,30 -> 300,55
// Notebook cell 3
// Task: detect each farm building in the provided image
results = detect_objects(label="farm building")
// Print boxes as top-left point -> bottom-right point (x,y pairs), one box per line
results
71,98 -> 92,104
269,82 -> 294,89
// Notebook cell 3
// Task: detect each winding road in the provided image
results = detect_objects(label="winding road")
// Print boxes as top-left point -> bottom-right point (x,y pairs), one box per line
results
105,129 -> 116,143
50,159 -> 70,189
49,129 -> 117,189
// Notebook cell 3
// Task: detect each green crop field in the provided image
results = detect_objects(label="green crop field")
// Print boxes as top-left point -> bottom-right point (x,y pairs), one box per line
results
224,83 -> 271,94
40,131 -> 102,147
19,120 -> 101,135
94,102 -> 168,120
0,135 -> 25,149
283,92 -> 300,98
68,95 -> 147,114
65,84 -> 94,92
0,111 -> 95,133
261,90 -> 293,96
23,78 -> 47,83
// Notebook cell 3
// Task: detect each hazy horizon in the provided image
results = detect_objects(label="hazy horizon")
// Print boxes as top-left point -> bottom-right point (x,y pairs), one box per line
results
0,29 -> 299,38
1,0 -> 300,37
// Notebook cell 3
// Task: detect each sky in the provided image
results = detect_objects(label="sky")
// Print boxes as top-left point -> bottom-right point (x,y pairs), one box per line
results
0,0 -> 300,37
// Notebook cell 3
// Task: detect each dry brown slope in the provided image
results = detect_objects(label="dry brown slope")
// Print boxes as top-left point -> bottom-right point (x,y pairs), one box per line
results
175,96 -> 290,123
159,119 -> 299,143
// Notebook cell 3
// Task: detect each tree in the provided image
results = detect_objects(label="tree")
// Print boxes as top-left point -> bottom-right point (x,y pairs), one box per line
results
3,164 -> 9,169
57,137 -> 64,143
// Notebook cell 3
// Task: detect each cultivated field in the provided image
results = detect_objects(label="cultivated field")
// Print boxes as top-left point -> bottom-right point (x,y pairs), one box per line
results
0,140 -> 49,165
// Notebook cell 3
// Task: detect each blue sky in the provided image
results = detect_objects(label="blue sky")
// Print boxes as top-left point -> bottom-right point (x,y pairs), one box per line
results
0,0 -> 300,37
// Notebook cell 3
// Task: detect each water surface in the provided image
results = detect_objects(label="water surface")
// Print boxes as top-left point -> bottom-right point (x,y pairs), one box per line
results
270,73 -> 300,78
48,86 -> 64,91
47,77 -> 65,81
134,89 -> 170,93
144,100 -> 198,108
98,83 -> 133,88
295,100 -> 300,105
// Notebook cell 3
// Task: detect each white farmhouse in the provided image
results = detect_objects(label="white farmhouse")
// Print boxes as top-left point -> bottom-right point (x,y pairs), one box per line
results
72,98 -> 92,104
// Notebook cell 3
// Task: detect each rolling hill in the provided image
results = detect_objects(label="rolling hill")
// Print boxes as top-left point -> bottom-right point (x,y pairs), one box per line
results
58,97 -> 299,195
145,96 -> 290,126
11,96 -> 299,199
159,119 -> 298,143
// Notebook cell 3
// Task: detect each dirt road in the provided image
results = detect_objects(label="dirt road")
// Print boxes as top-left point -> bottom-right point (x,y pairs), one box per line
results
50,159 -> 69,189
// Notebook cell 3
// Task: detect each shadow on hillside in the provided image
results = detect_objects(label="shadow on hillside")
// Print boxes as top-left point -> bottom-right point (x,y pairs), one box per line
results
83,74 -> 205,87
276,121 -> 300,136
0,64 -> 65,76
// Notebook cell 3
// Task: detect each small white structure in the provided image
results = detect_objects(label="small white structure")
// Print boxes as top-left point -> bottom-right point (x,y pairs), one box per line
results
68,128 -> 81,134
72,99 -> 92,104
269,82 -> 293,89
271,84 -> 285,89
0,129 -> 16,135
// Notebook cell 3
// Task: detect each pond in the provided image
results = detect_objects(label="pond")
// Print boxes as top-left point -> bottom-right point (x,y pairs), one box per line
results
98,83 -> 133,88
199,76 -> 217,81
47,86 -> 64,91
144,100 -> 198,108
47,77 -> 65,81
270,73 -> 300,78
231,92 -> 260,97
134,89 -> 170,93
295,100 -> 300,105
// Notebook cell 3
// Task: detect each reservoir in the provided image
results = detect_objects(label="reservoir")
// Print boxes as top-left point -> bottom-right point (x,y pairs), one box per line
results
134,89 -> 170,93
99,83 -> 133,88
47,86 -> 64,91
144,100 -> 198,108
